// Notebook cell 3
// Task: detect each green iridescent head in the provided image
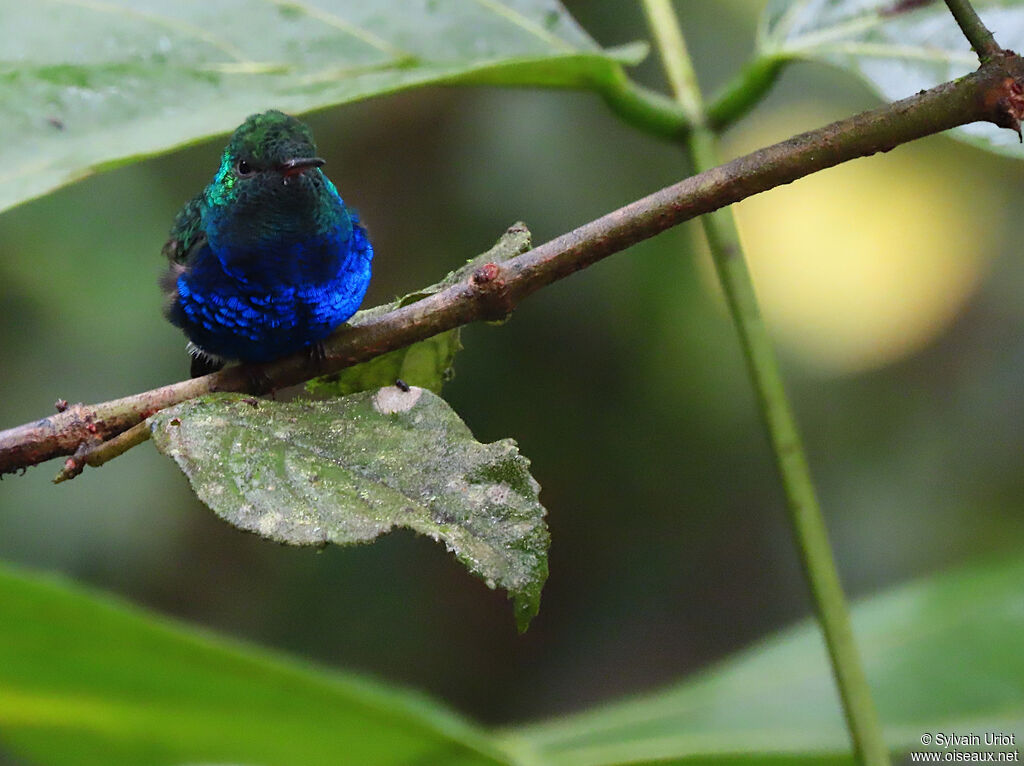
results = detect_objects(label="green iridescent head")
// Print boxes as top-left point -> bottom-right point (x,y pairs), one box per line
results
203,110 -> 348,247
206,110 -> 325,207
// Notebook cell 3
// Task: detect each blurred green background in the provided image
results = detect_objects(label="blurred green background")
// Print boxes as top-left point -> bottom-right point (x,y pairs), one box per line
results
2,0 -> 1023,738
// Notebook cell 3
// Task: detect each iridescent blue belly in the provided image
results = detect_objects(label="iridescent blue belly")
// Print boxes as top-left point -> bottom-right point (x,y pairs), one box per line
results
169,224 -> 372,363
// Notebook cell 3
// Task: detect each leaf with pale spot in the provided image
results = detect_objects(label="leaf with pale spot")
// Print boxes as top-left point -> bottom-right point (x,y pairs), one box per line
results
149,388 -> 548,632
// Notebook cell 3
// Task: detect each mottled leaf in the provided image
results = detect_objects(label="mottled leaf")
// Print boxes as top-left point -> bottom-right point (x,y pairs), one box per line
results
149,388 -> 548,631
760,0 -> 1024,156
506,555 -> 1024,764
1,1 -> 645,213
0,562 -> 509,766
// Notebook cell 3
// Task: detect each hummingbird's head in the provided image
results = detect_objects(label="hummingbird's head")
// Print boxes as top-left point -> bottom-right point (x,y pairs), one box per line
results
204,110 -> 347,246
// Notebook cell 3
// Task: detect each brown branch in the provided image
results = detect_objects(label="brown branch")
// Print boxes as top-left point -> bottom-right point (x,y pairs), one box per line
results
4,55 -> 1024,477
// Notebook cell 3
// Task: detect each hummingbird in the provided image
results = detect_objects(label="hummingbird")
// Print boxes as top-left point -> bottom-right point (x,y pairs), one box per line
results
162,110 -> 373,378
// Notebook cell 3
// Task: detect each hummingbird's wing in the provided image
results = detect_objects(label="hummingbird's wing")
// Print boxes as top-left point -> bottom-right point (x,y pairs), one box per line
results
160,193 -> 227,377
161,192 -> 206,265
160,191 -> 208,324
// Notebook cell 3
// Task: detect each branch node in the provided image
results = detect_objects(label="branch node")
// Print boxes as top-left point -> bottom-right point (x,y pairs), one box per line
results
470,262 -> 514,321
986,75 -> 1024,138
471,262 -> 500,285
54,442 -> 95,484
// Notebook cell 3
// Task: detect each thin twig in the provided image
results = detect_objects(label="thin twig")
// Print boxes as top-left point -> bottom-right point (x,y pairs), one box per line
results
53,421 -> 152,483
3,55 -> 1024,476
944,0 -> 1002,61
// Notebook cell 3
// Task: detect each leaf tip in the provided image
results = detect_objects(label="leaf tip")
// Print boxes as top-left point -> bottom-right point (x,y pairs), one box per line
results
513,594 -> 540,634
606,41 -> 649,67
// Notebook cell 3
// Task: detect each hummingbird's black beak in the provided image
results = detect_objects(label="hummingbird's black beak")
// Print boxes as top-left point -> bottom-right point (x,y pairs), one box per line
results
278,157 -> 326,178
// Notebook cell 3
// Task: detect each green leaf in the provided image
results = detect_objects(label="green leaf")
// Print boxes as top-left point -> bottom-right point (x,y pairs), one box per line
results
306,222 -> 532,397
504,556 -> 1024,765
0,562 -> 510,766
308,328 -> 462,396
0,1 -> 645,214
149,389 -> 549,632
759,0 -> 1024,157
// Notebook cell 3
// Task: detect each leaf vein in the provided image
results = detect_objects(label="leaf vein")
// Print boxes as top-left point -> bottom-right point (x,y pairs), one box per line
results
467,0 -> 573,50
39,0 -> 256,64
261,0 -> 412,61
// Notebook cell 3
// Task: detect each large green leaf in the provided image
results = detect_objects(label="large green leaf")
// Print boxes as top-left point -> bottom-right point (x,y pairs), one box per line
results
0,562 -> 510,766
1,554 -> 1020,766
759,0 -> 1024,156
150,388 -> 549,632
0,1 -> 644,214
505,556 -> 1024,765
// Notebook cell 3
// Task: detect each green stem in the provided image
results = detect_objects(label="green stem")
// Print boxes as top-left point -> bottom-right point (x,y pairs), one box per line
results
640,1 -> 890,763
707,54 -> 787,131
597,51 -> 786,141
943,0 -> 1001,61
639,0 -> 703,123
688,134 -> 890,766
598,66 -> 692,140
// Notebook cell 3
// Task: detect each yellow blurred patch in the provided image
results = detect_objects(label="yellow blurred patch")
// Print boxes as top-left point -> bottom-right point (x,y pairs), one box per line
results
714,106 -> 996,375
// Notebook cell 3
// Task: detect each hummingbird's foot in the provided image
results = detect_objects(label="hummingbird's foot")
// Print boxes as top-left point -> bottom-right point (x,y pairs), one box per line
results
190,354 -> 226,378
306,341 -> 328,373
187,343 -> 226,379
239,364 -> 274,397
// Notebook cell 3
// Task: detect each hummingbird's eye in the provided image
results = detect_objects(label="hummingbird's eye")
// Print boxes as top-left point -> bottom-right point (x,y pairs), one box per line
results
236,159 -> 254,177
